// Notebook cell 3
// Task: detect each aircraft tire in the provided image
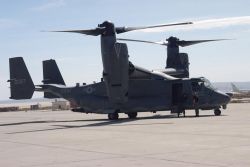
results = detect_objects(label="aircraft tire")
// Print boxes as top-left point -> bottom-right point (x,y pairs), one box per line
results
127,112 -> 137,119
108,113 -> 119,120
214,109 -> 221,116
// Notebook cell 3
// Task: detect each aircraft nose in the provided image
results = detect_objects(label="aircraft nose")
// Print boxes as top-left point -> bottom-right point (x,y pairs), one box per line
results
224,94 -> 231,103
217,91 -> 231,104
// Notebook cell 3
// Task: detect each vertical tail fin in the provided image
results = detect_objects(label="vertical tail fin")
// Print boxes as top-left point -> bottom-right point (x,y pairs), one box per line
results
231,83 -> 240,92
42,59 -> 65,98
8,57 -> 35,99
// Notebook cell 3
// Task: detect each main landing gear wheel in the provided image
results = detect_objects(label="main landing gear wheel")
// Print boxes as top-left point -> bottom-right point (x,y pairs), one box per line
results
108,113 -> 119,120
214,109 -> 221,116
195,109 -> 199,117
127,112 -> 137,119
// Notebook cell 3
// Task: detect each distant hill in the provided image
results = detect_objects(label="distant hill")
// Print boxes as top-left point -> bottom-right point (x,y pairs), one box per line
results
0,98 -> 53,104
0,98 -> 67,107
212,82 -> 250,93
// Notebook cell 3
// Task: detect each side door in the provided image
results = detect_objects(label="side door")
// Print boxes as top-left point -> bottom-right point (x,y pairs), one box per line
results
172,83 -> 183,106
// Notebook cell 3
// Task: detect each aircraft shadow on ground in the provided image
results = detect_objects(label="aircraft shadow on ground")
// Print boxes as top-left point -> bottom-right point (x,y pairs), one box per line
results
1,114 -> 227,127
53,114 -> 226,128
6,118 -> 171,134
4,114 -> 227,134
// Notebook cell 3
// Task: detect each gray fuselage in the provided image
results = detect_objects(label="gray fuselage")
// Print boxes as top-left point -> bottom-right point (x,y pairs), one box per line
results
43,78 -> 230,114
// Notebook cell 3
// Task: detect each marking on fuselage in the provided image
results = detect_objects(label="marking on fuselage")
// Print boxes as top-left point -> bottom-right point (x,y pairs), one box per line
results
85,86 -> 95,94
13,79 -> 26,85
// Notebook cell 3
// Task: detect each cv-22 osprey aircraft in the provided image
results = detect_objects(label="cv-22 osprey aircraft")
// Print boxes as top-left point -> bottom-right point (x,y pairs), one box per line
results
8,21 -> 231,120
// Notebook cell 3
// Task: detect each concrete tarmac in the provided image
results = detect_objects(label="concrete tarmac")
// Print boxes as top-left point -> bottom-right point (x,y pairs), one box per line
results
0,103 -> 250,167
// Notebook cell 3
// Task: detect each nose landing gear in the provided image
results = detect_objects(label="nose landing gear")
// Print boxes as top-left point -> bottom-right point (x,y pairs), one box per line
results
214,109 -> 221,116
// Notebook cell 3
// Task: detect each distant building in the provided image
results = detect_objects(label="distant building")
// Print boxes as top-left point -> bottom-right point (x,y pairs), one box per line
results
0,106 -> 19,112
30,104 -> 40,110
52,100 -> 69,111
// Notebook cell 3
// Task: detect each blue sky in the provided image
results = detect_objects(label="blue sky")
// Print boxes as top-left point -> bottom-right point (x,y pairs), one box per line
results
0,0 -> 250,100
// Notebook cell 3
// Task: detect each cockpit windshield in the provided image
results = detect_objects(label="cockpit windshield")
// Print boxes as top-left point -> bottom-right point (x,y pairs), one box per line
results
201,77 -> 217,90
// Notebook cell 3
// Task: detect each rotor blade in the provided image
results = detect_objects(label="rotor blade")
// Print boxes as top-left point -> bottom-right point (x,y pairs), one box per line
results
46,27 -> 105,36
116,22 -> 192,34
118,38 -> 233,47
177,39 -> 232,47
117,38 -> 167,46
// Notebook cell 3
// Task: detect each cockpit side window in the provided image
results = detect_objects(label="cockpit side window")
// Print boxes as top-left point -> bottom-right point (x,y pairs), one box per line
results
202,78 -> 217,90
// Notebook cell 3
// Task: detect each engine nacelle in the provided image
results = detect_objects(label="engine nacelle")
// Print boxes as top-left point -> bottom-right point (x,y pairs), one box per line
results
103,42 -> 129,105
179,53 -> 189,78
166,49 -> 189,78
